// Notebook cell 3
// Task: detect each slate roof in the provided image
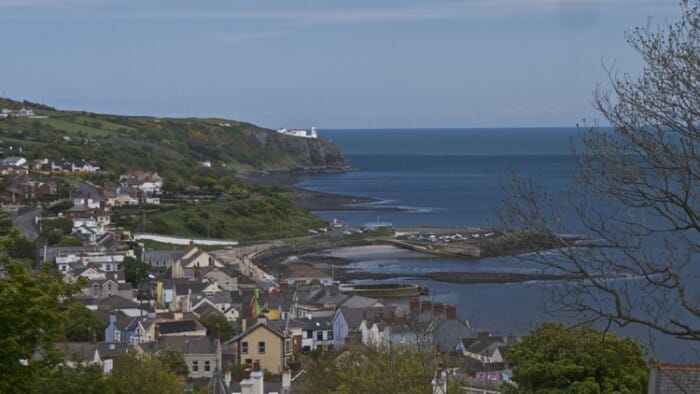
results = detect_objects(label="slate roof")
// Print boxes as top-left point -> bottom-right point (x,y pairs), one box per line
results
144,335 -> 220,355
61,342 -> 99,362
157,319 -> 205,335
98,294 -> 141,309
461,336 -> 508,355
336,305 -> 406,330
649,363 -> 700,394
227,322 -> 286,344
143,250 -> 184,265
97,342 -> 130,359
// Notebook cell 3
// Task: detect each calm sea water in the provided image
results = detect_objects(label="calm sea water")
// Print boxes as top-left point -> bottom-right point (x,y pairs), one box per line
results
296,128 -> 695,362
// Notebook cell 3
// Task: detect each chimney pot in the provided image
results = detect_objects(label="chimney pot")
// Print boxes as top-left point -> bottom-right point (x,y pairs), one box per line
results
409,298 -> 420,313
445,305 -> 457,320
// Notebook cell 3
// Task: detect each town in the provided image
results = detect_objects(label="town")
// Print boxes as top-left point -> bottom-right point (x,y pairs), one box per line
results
0,135 -> 515,393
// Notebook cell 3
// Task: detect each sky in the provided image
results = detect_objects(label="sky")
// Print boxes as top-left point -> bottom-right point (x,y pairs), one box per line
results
0,0 -> 679,129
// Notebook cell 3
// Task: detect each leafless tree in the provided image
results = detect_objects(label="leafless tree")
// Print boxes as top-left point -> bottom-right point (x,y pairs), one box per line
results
500,1 -> 700,346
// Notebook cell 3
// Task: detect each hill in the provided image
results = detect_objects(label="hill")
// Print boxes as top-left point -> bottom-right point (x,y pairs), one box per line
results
0,97 -> 346,240
0,98 -> 348,179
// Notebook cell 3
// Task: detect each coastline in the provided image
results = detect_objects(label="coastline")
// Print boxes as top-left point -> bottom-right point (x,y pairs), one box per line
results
240,168 -> 408,212
253,240 -> 573,285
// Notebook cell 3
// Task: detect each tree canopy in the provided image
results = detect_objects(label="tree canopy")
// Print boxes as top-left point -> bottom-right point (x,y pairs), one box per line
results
505,323 -> 648,393
0,259 -> 80,393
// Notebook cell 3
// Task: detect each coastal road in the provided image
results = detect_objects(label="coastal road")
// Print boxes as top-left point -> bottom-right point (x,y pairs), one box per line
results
13,207 -> 40,240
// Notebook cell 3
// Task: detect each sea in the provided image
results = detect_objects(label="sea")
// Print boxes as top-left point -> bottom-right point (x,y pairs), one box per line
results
295,128 -> 697,362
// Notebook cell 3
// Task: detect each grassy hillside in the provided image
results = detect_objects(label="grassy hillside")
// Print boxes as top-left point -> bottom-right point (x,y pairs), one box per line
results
0,98 -> 348,179
0,98 -> 345,240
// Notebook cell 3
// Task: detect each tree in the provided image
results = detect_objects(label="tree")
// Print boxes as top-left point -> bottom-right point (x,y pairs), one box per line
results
505,323 -> 648,393
64,302 -> 105,342
106,352 -> 187,394
0,259 -> 80,393
122,256 -> 150,287
303,345 -> 459,394
156,347 -> 189,377
201,313 -> 238,341
501,1 -> 700,347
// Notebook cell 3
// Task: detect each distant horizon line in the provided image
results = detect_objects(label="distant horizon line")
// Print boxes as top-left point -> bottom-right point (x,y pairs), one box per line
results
0,96 -> 608,130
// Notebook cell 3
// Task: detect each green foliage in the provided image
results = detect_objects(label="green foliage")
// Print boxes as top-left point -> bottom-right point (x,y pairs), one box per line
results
122,256 -> 150,287
31,364 -> 109,394
5,229 -> 35,260
303,345 -> 442,394
64,302 -> 105,342
107,352 -> 187,394
57,236 -> 84,246
505,322 -> 648,393
0,258 -> 80,393
0,210 -> 12,236
133,197 -> 325,241
201,313 -> 239,341
156,348 -> 189,377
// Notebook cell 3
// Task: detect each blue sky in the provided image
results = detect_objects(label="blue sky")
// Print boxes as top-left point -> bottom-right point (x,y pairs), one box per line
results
0,0 -> 678,128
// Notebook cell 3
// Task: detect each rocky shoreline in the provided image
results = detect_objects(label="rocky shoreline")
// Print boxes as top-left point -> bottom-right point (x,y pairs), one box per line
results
240,169 -> 408,212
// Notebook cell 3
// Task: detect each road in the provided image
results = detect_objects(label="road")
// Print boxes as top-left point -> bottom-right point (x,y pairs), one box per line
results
13,207 -> 40,240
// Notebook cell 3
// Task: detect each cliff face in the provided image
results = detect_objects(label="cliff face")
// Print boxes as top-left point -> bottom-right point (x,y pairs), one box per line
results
241,128 -> 349,171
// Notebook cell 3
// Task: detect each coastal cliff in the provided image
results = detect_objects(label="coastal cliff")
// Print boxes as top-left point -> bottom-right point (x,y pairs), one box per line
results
0,97 -> 349,174
240,128 -> 349,171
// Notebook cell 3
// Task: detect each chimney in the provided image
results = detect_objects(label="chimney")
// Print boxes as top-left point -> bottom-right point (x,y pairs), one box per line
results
409,298 -> 420,313
433,303 -> 444,317
477,331 -> 490,340
282,367 -> 291,394
445,305 -> 457,320
251,360 -> 263,394
240,368 -> 253,394
421,300 -> 432,313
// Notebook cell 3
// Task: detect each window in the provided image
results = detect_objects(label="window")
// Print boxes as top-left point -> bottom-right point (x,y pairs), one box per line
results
306,329 -> 313,339
328,330 -> 333,340
285,340 -> 291,354
245,358 -> 252,365
316,331 -> 323,341
258,341 -> 265,354
241,341 -> 248,354
192,360 -> 199,372
114,331 -> 121,342
204,360 -> 211,372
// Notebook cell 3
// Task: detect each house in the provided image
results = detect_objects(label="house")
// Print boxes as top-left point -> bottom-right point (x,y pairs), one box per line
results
1,156 -> 27,167
171,246 -> 226,279
648,363 -> 700,394
95,294 -> 148,317
295,316 -> 334,352
226,321 -> 292,375
103,313 -> 135,343
141,335 -> 222,379
143,249 -> 185,270
456,332 -> 515,365
332,305 -> 408,348
120,171 -> 163,195
198,266 -> 239,291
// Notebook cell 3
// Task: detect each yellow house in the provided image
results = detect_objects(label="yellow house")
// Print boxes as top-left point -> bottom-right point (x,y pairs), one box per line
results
226,321 -> 292,375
